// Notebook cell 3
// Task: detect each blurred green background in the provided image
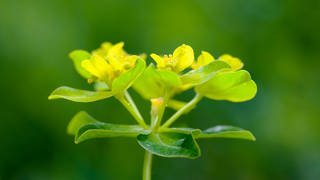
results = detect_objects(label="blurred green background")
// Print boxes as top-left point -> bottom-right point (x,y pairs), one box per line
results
1,0 -> 319,179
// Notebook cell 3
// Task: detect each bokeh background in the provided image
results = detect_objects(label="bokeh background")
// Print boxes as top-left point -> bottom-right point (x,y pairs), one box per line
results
1,0 -> 320,179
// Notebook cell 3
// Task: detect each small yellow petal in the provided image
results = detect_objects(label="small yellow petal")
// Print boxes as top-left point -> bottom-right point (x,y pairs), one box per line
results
192,51 -> 215,69
81,60 -> 101,78
101,42 -> 112,51
123,55 -> 139,69
108,42 -> 125,57
172,44 -> 194,72
92,42 -> 113,58
108,42 -> 128,69
81,55 -> 113,81
91,55 -> 109,72
219,54 -> 243,70
150,53 -> 165,68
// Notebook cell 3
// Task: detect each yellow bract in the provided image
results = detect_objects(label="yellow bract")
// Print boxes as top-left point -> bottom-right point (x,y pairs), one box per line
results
150,44 -> 194,73
191,51 -> 215,69
218,54 -> 243,71
81,42 -> 139,84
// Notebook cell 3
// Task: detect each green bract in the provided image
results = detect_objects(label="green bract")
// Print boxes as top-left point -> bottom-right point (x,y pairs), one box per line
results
69,50 -> 92,79
49,42 -> 257,180
133,64 -> 182,99
49,59 -> 146,102
196,70 -> 257,102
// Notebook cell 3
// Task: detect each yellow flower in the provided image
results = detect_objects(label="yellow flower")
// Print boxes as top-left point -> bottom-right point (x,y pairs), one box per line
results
218,54 -> 243,71
150,44 -> 194,73
191,51 -> 243,71
81,42 -> 140,84
191,51 -> 215,69
92,42 -> 113,58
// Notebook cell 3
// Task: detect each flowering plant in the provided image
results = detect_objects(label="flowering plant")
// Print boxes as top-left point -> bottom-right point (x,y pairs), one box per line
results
49,42 -> 257,180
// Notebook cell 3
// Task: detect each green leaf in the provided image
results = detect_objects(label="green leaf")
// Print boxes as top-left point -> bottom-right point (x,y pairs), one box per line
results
48,86 -> 114,102
196,125 -> 256,141
112,59 -> 146,93
137,132 -> 201,159
181,60 -> 230,86
76,122 -> 150,144
49,59 -> 146,103
133,65 -> 163,99
196,70 -> 257,102
69,50 -> 92,78
67,111 -> 98,135
67,111 -> 150,143
160,127 -> 201,136
157,69 -> 182,87
133,64 -> 182,99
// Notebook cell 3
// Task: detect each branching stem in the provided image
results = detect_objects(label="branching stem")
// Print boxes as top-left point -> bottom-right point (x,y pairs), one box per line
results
116,92 -> 148,129
161,93 -> 203,129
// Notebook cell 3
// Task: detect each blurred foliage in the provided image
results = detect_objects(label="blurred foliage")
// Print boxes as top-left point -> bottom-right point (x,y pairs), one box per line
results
0,0 -> 319,179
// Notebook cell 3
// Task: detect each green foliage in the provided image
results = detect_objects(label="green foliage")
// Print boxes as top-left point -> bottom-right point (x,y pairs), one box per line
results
196,125 -> 256,141
48,59 -> 146,102
76,123 -> 150,144
69,50 -> 92,79
48,86 -> 114,102
133,64 -> 182,99
180,60 -> 230,87
68,111 -> 98,135
112,59 -> 146,93
49,42 -> 257,179
196,70 -> 257,102
137,132 -> 200,159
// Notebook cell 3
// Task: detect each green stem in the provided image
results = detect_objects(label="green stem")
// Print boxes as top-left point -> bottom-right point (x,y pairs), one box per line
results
143,150 -> 153,180
116,94 -> 148,129
124,91 -> 144,121
161,93 -> 203,129
150,97 -> 166,129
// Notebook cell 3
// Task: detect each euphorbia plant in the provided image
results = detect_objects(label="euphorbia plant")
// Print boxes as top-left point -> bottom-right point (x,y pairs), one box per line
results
49,42 -> 257,180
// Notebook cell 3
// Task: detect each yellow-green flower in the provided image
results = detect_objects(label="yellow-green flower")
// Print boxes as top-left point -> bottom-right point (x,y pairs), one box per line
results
218,54 -> 243,71
150,44 -> 194,73
192,51 -> 243,71
191,51 -> 215,69
81,42 -> 140,84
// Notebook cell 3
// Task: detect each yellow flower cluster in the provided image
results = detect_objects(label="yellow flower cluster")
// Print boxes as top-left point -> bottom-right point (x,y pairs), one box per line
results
81,42 -> 140,84
150,44 -> 243,73
80,42 -> 244,88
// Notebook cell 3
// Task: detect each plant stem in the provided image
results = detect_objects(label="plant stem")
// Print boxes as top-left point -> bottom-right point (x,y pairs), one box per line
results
150,97 -> 166,129
161,93 -> 203,129
116,94 -> 148,129
143,150 -> 153,180
124,91 -> 144,121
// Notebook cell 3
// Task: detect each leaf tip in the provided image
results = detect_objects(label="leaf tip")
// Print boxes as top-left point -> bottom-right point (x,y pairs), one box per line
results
248,132 -> 256,141
48,94 -> 57,100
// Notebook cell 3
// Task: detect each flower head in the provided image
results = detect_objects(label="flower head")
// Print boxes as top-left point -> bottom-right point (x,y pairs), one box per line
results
81,42 -> 140,85
150,44 -> 194,73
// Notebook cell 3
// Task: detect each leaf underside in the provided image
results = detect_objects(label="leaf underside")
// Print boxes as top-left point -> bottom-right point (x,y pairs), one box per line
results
67,112 -> 255,158
67,111 -> 150,144
137,132 -> 201,159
